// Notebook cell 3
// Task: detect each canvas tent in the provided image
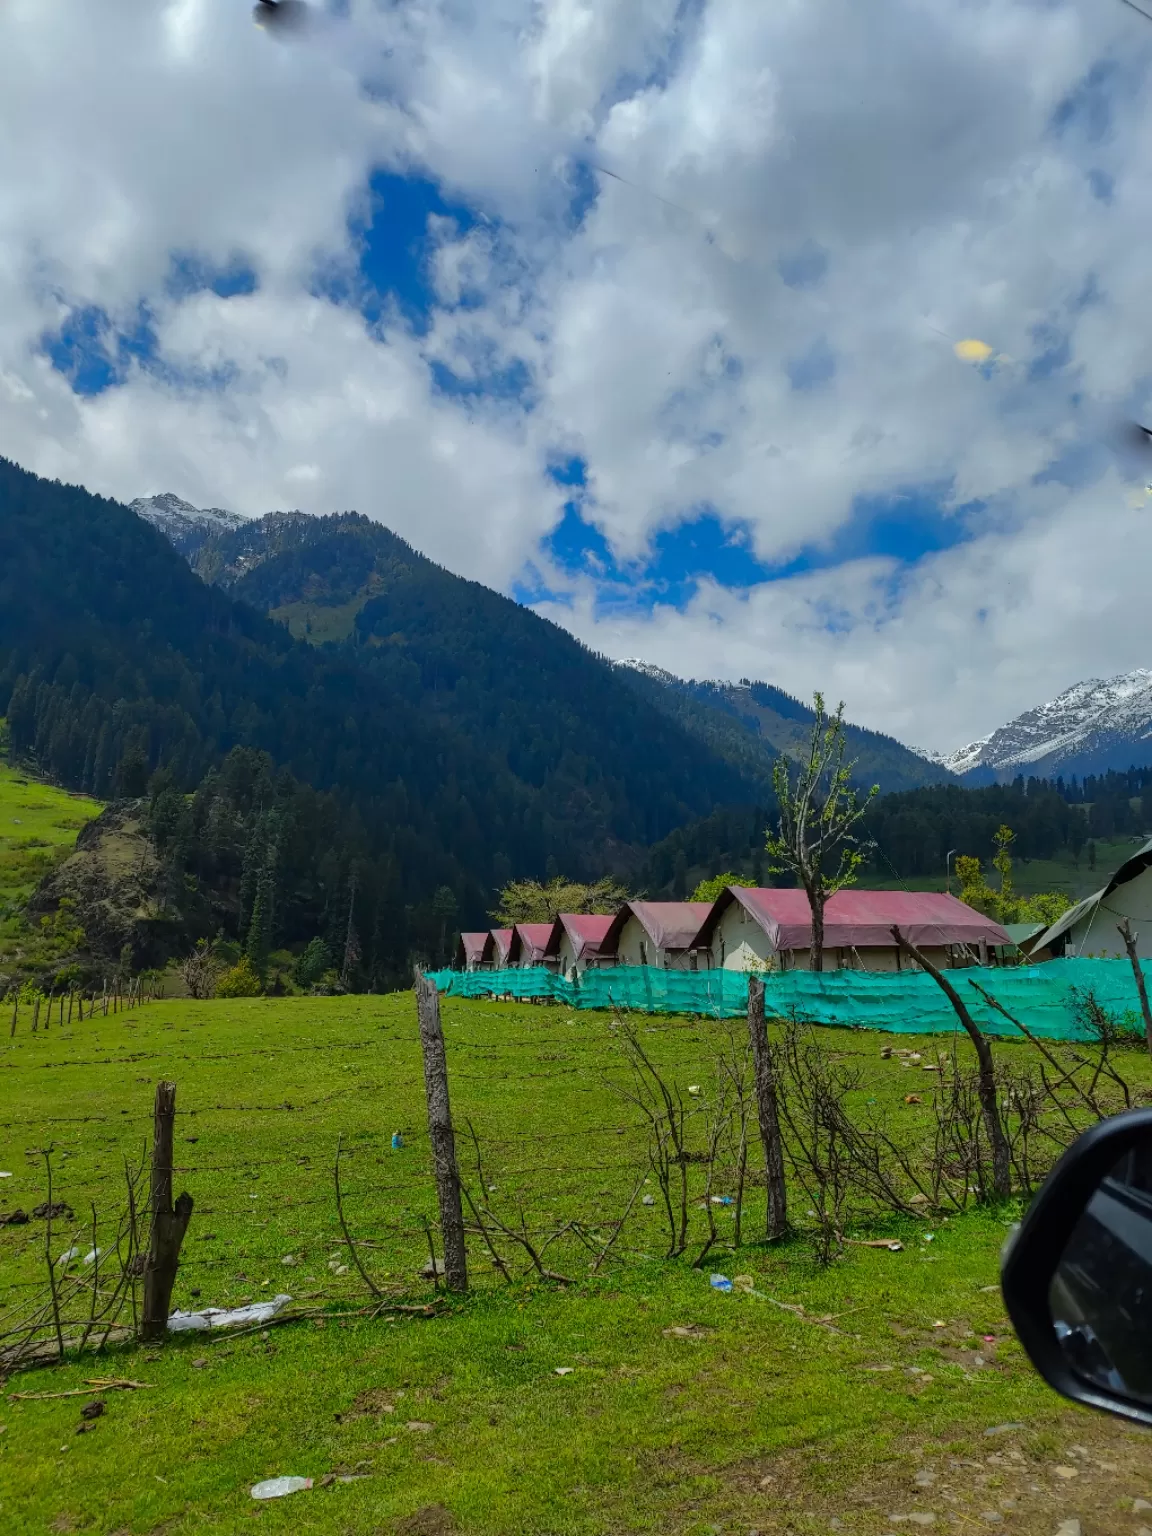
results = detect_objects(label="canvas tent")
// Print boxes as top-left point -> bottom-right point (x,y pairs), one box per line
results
1035,838 -> 1152,958
508,922 -> 556,968
597,902 -> 714,970
454,932 -> 490,971
546,913 -> 615,977
997,922 -> 1052,964
691,887 -> 1012,972
489,928 -> 514,968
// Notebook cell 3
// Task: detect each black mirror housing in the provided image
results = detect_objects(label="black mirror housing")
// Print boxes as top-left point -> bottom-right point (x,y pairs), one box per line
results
1001,1105 -> 1152,1428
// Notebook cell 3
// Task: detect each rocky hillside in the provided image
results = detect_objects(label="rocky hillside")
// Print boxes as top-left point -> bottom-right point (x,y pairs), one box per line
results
941,670 -> 1152,782
129,493 -> 248,558
26,800 -> 214,972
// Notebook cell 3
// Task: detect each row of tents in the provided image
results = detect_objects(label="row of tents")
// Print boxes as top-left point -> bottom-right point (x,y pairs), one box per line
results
454,887 -> 1019,976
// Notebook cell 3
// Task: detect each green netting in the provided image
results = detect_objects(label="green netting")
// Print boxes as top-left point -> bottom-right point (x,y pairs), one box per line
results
425,958 -> 1152,1041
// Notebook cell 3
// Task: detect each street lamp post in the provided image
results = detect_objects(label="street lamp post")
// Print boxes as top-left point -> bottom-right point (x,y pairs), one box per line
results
946,848 -> 958,896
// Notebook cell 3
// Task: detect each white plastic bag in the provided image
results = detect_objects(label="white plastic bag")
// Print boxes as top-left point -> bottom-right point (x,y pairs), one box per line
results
250,1476 -> 313,1499
168,1294 -> 293,1332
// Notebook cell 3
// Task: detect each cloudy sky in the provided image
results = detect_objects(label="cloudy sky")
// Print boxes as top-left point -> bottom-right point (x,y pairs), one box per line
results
4,0 -> 1152,754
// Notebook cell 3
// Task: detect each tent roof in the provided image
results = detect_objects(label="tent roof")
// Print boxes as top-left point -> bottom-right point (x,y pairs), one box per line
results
490,928 -> 513,962
1033,838 -> 1152,953
1103,836 -> 1152,898
509,923 -> 555,962
456,932 -> 489,965
692,887 -> 1011,952
1001,922 -> 1047,948
545,913 -> 615,962
601,901 -> 714,955
1034,890 -> 1104,952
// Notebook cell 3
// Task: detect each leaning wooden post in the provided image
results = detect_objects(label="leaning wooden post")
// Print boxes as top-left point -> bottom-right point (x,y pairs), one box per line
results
141,1082 -> 194,1341
414,969 -> 468,1291
747,975 -> 788,1240
891,925 -> 1012,1199
1118,920 -> 1152,1059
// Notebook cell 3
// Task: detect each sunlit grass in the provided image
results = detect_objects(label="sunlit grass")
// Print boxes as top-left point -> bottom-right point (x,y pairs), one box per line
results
2,994 -> 1148,1533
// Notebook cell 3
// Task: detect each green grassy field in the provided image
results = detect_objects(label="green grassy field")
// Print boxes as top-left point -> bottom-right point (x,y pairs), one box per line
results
862,837 -> 1141,904
2,994 -> 1151,1535
0,750 -> 101,909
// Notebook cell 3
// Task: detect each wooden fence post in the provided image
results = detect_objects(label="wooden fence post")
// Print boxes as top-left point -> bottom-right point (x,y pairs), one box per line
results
1118,920 -> 1152,1059
747,976 -> 788,1241
141,1082 -> 194,1341
414,969 -> 468,1292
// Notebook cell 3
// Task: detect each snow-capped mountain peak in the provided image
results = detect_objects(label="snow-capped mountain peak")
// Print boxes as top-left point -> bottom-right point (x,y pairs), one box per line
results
130,493 -> 248,557
943,669 -> 1152,780
617,658 -> 682,686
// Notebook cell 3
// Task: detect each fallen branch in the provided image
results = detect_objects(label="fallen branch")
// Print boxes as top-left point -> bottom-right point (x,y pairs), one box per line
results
333,1135 -> 382,1300
8,1378 -> 153,1401
207,1300 -> 444,1343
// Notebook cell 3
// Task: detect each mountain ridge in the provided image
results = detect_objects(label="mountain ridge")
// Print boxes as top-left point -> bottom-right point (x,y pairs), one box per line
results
129,493 -> 248,558
0,457 -> 774,982
136,498 -> 950,797
942,669 -> 1152,782
614,659 -> 954,795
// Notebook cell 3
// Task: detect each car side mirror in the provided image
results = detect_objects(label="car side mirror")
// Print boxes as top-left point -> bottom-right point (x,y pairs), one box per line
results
1001,1107 -> 1152,1428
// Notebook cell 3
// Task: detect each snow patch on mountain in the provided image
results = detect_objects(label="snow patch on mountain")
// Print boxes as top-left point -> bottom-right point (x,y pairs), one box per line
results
130,493 -> 248,555
617,658 -> 682,686
943,670 -> 1152,777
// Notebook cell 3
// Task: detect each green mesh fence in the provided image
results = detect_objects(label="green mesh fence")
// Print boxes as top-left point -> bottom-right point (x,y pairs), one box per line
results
425,958 -> 1152,1041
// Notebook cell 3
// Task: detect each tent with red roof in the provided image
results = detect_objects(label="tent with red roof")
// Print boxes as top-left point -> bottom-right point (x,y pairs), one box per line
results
692,887 -> 1010,972
544,913 -> 616,976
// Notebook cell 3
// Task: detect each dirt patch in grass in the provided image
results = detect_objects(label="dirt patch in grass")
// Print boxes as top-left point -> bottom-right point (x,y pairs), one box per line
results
339,1386 -> 398,1420
711,1409 -> 1152,1533
393,1504 -> 459,1536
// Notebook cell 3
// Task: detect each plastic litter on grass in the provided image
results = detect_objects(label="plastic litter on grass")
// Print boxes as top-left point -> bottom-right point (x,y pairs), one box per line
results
250,1476 -> 313,1499
169,1294 -> 293,1332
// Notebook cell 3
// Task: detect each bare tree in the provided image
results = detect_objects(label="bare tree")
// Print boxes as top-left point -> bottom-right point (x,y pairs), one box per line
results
891,926 -> 1011,1198
765,694 -> 878,971
180,939 -> 222,1000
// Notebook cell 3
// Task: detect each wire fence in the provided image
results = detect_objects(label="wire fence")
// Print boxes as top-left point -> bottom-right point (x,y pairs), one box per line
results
2,965 -> 1150,1368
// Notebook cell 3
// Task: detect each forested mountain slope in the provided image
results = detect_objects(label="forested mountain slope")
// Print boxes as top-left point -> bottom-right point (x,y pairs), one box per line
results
191,508 -> 941,801
616,664 -> 953,796
0,462 -> 760,977
193,509 -> 760,837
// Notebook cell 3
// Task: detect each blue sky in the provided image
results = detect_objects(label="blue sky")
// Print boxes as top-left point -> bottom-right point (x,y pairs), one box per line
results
515,463 -> 981,616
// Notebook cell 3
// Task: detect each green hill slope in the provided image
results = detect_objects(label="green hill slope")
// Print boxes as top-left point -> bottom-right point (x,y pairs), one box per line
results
194,509 -> 760,842
616,666 -> 952,797
0,463 -> 764,979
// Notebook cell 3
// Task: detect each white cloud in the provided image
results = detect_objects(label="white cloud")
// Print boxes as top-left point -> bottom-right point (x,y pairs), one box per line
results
4,0 -> 1152,755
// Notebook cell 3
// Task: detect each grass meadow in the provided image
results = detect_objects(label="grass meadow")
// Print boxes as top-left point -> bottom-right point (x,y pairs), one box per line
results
2,993 -> 1152,1534
0,755 -> 101,911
